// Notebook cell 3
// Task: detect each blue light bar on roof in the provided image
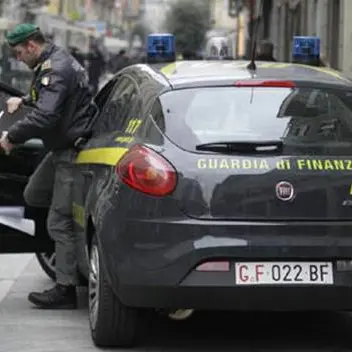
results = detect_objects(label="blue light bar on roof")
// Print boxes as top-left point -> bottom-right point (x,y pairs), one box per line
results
292,36 -> 320,60
147,33 -> 176,63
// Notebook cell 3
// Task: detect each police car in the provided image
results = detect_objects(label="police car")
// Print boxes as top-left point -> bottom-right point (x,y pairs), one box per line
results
2,34 -> 352,347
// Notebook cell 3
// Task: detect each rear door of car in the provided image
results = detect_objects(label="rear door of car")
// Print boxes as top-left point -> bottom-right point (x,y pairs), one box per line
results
73,72 -> 145,235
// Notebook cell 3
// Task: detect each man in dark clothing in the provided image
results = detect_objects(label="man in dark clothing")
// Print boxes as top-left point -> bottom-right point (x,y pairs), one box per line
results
256,39 -> 276,61
110,49 -> 130,73
1,23 -> 97,309
86,36 -> 106,96
182,50 -> 198,60
69,46 -> 86,67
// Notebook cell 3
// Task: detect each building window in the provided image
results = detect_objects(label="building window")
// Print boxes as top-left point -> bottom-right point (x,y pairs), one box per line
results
284,4 -> 290,61
327,0 -> 340,69
301,0 -> 308,34
312,0 -> 318,35
292,3 -> 301,36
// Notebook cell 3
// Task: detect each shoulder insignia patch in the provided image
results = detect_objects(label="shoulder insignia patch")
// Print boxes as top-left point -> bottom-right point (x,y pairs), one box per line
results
41,76 -> 50,86
41,59 -> 51,70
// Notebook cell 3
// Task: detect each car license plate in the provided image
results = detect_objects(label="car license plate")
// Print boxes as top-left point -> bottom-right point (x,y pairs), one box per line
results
235,262 -> 333,285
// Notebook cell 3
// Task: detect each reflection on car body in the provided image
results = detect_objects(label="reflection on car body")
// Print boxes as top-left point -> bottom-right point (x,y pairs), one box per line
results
2,59 -> 352,347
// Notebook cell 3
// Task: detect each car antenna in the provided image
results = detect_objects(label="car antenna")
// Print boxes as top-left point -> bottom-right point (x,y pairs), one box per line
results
247,0 -> 265,71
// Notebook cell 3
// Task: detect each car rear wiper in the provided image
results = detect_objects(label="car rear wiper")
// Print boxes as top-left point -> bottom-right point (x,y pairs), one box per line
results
195,140 -> 283,153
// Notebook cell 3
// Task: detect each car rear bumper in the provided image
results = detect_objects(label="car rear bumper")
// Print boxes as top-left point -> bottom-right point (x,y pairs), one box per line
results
98,218 -> 352,311
116,285 -> 352,311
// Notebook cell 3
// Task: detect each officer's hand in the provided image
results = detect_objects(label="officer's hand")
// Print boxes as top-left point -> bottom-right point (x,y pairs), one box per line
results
0,131 -> 14,155
6,97 -> 23,114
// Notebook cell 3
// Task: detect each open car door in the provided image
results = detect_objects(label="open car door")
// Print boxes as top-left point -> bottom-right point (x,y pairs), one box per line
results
0,75 -> 117,281
0,82 -> 53,255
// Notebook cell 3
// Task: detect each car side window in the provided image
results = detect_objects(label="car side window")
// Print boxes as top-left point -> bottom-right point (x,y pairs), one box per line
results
94,75 -> 140,135
144,98 -> 165,145
94,78 -> 116,111
150,98 -> 165,132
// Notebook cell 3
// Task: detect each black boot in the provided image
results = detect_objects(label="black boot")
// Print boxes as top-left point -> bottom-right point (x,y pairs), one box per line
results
28,284 -> 77,309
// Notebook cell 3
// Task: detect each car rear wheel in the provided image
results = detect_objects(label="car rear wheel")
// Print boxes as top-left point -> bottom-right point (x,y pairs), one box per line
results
89,234 -> 142,347
35,251 -> 56,281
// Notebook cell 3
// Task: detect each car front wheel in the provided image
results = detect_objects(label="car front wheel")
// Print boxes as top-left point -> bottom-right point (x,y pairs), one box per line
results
35,251 -> 56,281
89,234 -> 142,347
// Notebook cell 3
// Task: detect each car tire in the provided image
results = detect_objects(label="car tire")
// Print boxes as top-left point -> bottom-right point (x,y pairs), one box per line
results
35,250 -> 88,286
35,251 -> 56,281
89,234 -> 142,347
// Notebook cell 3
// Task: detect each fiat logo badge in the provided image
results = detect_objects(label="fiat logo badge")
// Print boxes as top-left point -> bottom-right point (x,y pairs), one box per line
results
276,181 -> 295,201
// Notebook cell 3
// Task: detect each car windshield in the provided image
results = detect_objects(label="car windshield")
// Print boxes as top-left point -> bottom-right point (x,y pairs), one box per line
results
152,86 -> 352,155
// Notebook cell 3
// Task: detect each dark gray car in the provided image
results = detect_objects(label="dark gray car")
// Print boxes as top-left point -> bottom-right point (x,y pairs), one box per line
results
3,60 -> 352,348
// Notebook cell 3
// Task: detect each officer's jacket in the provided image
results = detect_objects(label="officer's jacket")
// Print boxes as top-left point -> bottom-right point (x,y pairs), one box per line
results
7,43 -> 97,151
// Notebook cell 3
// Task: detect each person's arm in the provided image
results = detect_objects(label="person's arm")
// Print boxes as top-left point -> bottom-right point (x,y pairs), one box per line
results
7,71 -> 69,144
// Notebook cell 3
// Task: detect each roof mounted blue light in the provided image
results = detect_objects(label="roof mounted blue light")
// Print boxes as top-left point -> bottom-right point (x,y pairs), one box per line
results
147,33 -> 176,63
292,36 -> 320,65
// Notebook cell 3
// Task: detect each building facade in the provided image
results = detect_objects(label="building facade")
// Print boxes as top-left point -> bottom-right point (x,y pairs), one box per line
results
263,0 -> 352,77
208,0 -> 248,58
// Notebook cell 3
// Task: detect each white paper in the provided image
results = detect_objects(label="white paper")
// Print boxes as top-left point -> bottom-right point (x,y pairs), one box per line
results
0,207 -> 24,218
0,216 -> 35,236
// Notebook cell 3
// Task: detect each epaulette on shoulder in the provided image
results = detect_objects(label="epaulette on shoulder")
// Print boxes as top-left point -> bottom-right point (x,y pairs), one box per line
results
41,59 -> 52,71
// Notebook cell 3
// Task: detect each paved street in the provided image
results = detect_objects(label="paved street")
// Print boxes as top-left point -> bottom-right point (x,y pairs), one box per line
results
2,254 -> 352,351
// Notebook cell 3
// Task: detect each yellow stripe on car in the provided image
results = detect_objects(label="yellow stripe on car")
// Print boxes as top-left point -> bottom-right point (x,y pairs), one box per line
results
310,66 -> 350,81
76,147 -> 128,166
160,62 -> 178,76
294,63 -> 349,81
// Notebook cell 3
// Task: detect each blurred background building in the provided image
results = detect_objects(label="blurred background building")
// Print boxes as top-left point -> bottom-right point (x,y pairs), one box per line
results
0,0 -> 350,79
261,0 -> 352,77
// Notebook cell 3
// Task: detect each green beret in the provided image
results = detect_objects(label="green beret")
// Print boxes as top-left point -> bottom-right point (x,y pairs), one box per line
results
6,23 -> 40,46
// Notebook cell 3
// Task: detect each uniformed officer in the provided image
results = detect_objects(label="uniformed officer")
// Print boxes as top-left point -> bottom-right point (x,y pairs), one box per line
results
256,39 -> 276,61
0,24 -> 98,309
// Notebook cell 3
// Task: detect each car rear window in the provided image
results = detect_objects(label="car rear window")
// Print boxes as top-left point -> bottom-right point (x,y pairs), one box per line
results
152,86 -> 352,154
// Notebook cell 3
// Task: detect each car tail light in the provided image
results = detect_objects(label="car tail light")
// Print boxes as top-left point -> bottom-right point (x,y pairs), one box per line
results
234,80 -> 295,88
116,144 -> 177,196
